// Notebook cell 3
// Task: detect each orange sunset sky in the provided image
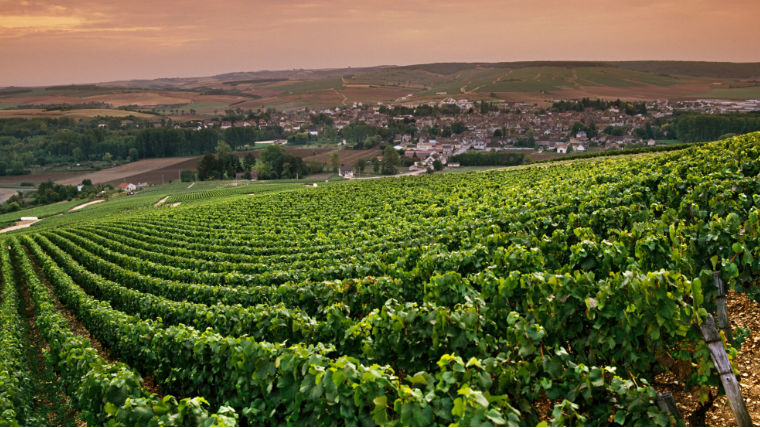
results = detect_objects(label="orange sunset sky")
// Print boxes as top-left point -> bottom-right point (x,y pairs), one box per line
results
1,0 -> 759,86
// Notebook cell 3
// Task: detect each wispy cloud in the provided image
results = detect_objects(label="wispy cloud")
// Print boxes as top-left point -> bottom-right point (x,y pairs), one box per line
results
0,15 -> 87,29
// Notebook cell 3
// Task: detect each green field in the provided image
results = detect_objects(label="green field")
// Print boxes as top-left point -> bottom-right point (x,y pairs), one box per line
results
1,134 -> 760,425
0,199 -> 83,228
171,101 -> 231,113
699,86 -> 760,99
278,77 -> 344,95
346,63 -> 705,97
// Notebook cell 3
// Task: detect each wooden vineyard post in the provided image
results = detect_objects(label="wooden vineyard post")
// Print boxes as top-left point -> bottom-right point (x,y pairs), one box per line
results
656,393 -> 682,422
713,272 -> 733,343
699,314 -> 752,426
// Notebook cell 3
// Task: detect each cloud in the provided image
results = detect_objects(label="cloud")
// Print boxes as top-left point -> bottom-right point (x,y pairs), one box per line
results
0,15 -> 86,30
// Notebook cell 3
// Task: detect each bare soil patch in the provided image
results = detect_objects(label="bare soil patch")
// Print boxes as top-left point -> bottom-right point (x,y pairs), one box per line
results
0,108 -> 155,119
85,92 -> 192,107
0,171 -> 84,187
299,148 -> 381,165
55,157 -> 197,186
154,196 -> 170,207
0,218 -> 41,233
69,199 -> 104,211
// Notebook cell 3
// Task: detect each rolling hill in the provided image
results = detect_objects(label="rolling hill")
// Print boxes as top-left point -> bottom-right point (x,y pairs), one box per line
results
1,61 -> 759,115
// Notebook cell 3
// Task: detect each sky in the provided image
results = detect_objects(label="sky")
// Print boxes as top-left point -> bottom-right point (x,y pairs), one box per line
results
1,0 -> 759,86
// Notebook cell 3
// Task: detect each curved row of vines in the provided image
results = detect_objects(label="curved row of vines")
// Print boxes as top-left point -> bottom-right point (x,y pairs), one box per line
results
2,132 -> 760,425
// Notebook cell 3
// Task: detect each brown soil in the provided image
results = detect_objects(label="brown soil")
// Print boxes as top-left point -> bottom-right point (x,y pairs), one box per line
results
17,272 -> 83,426
0,158 -> 192,186
58,157 -> 197,186
154,195 -> 170,207
0,108 -> 155,119
656,290 -> 760,426
105,157 -> 200,185
68,199 -> 105,211
706,290 -> 760,426
24,246 -> 117,363
0,218 -> 41,233
84,92 -> 191,107
25,244 -> 164,395
0,171 -> 84,187
300,148 -> 382,165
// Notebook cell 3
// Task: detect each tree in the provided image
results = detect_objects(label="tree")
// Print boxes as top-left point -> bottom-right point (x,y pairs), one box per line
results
356,159 -> 367,173
180,170 -> 195,182
381,146 -> 400,175
340,121 -> 382,147
310,113 -> 334,128
128,147 -> 139,162
224,126 -> 256,150
197,154 -> 220,180
260,144 -> 286,176
433,159 -> 444,171
306,160 -> 324,174
102,152 -> 112,163
243,153 -> 256,171
215,141 -> 232,156
362,135 -> 382,149
255,162 -> 276,180
329,153 -> 340,173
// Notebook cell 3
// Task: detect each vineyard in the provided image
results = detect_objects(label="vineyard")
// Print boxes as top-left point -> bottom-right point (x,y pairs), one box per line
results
2,133 -> 760,426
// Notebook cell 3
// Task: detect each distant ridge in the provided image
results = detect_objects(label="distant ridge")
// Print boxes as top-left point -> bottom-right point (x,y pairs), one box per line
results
3,60 -> 760,114
95,61 -> 760,89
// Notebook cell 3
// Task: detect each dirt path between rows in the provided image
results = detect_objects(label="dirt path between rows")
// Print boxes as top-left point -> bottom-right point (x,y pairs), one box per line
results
23,243 -> 162,395
69,199 -> 104,212
154,196 -> 170,207
14,251 -> 81,425
0,218 -> 41,234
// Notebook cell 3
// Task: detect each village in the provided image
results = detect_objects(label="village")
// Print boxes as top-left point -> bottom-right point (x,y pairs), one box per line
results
133,96 -> 760,175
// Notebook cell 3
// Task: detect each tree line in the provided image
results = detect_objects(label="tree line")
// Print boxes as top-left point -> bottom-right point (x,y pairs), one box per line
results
670,112 -> 760,142
450,151 -> 526,166
0,117 -> 284,176
551,98 -> 647,115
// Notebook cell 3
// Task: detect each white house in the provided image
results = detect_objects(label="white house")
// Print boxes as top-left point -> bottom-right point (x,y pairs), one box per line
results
338,166 -> 354,178
556,143 -> 568,154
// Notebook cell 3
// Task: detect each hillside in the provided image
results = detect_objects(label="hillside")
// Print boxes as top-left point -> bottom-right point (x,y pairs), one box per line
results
1,61 -> 759,115
1,133 -> 759,425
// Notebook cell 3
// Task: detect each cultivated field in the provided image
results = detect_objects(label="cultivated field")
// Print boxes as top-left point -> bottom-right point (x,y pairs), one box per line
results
54,157 -> 197,186
4,61 -> 760,114
0,108 -> 156,119
1,133 -> 759,425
